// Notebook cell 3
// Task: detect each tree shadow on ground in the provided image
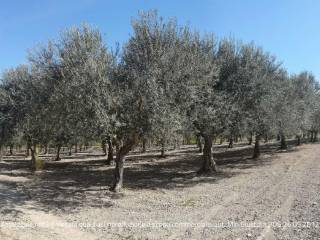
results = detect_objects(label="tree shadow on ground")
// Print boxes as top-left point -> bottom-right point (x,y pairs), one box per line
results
0,179 -> 30,218
0,139 -> 302,214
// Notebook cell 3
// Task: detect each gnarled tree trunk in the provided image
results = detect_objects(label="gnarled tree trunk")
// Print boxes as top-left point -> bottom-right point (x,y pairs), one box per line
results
101,139 -> 107,156
228,136 -> 233,148
280,133 -> 287,149
197,135 -> 203,153
75,143 -> 78,153
55,145 -> 61,161
30,144 -> 39,170
142,138 -> 147,153
296,135 -> 301,146
159,136 -> 166,158
68,146 -> 72,156
9,144 -> 13,155
111,133 -> 139,192
106,138 -> 113,165
198,135 -> 217,173
26,141 -> 31,157
44,144 -> 48,155
253,135 -> 260,159
0,145 -> 3,161
248,133 -> 253,145
160,139 -> 166,158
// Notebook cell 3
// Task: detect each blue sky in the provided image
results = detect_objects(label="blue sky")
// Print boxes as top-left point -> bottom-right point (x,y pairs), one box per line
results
1,0 -> 320,79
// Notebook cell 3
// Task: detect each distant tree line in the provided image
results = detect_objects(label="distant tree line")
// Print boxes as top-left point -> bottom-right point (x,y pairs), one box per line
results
1,11 -> 319,191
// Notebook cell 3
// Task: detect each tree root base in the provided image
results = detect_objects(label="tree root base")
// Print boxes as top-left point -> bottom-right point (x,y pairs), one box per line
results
110,184 -> 123,193
197,167 -> 217,175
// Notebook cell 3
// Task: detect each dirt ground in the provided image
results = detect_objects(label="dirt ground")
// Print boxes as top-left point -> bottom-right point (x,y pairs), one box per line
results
0,142 -> 319,240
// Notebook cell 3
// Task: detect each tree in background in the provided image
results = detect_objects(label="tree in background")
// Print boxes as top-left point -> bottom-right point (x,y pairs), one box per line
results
0,10 -> 320,191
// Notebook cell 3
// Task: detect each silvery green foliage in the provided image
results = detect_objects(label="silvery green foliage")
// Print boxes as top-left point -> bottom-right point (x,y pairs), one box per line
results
46,24 -> 115,146
0,65 -> 48,146
214,39 -> 247,140
1,10 -> 320,178
116,11 -> 189,142
309,88 -> 320,133
290,72 -> 319,135
0,79 -> 16,146
269,71 -> 320,143
178,33 -> 230,172
233,43 -> 283,138
269,72 -> 297,140
183,34 -> 226,137
27,41 -> 63,146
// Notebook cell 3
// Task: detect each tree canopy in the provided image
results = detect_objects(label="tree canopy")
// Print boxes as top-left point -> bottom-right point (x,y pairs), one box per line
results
1,10 -> 319,191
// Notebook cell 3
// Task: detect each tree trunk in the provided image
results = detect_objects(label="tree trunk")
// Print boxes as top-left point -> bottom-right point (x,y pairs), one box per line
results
55,145 -> 61,161
173,138 -> 177,150
219,137 -> 223,145
111,133 -> 139,192
44,144 -> 48,155
314,131 -> 318,142
248,133 -> 253,145
142,139 -> 147,153
68,146 -> 72,156
106,139 -> 113,165
30,144 -> 38,170
75,143 -> 78,153
0,144 -> 3,161
115,141 -> 120,155
160,140 -> 166,158
101,139 -> 107,156
198,135 -> 217,173
280,134 -> 287,149
112,153 -> 125,192
9,145 -> 13,155
197,135 -> 203,153
228,137 -> 233,148
296,135 -> 301,146
253,135 -> 260,159
26,141 -> 31,157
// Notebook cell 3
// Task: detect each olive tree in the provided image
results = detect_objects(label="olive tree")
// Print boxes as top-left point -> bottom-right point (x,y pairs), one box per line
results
0,85 -> 16,158
1,64 -> 52,169
309,89 -> 320,142
231,44 -> 283,158
43,24 -> 115,160
182,34 -> 232,173
290,72 -> 318,145
109,11 -> 192,191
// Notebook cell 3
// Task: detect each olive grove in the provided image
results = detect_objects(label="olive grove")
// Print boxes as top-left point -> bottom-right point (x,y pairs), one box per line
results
1,11 -> 320,191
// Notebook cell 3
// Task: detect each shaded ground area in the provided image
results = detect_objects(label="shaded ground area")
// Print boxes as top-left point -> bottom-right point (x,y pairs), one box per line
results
0,141 -> 319,239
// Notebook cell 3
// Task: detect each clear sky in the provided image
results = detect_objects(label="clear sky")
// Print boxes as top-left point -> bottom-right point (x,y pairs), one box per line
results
1,0 -> 319,79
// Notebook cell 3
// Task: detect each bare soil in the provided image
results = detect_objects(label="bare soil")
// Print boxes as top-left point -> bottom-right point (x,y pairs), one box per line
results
0,142 -> 319,240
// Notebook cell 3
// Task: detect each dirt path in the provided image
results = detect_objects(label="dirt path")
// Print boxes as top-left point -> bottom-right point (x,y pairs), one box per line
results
0,176 -> 100,240
0,144 -> 319,239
